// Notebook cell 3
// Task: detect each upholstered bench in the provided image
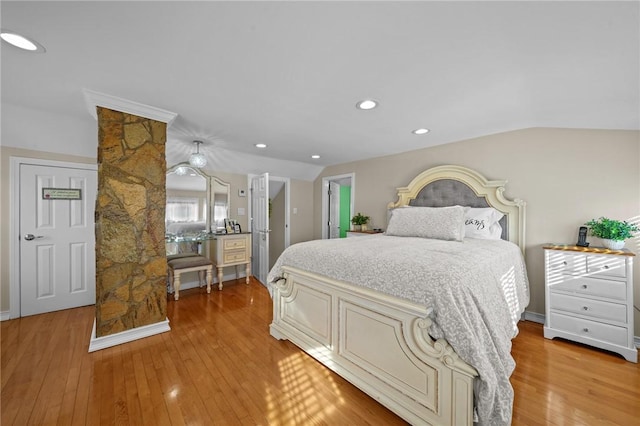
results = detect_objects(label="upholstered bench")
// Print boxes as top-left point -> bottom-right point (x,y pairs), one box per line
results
167,254 -> 213,301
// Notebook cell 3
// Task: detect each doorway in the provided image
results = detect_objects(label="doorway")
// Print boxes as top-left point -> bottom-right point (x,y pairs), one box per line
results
249,174 -> 290,285
321,173 -> 355,239
10,157 -> 97,318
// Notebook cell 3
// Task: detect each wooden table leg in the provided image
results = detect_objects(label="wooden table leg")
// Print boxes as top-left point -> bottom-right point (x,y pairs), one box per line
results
174,270 -> 181,301
245,263 -> 250,284
206,267 -> 212,293
218,267 -> 224,291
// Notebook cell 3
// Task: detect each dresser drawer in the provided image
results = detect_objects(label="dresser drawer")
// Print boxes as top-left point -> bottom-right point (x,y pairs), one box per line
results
223,238 -> 247,251
549,312 -> 628,347
549,276 -> 627,301
550,293 -> 627,323
546,251 -> 587,275
223,250 -> 247,264
586,255 -> 626,278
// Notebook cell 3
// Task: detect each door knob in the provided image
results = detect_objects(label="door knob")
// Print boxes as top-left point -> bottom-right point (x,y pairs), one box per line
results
24,234 -> 44,241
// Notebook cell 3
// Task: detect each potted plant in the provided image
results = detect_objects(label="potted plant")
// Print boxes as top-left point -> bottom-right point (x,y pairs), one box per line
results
584,217 -> 639,250
351,212 -> 371,231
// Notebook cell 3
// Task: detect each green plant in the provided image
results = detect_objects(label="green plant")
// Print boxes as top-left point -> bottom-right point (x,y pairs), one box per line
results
585,217 -> 639,241
351,212 -> 370,226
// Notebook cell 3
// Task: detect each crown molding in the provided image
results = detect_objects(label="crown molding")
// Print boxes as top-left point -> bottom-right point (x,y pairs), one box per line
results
83,89 -> 178,126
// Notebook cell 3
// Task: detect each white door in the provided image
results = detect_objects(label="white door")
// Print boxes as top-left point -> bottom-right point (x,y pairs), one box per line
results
19,164 -> 97,316
251,173 -> 269,285
329,181 -> 340,238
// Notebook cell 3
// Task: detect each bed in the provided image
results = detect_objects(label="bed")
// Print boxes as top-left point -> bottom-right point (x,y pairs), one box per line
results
268,165 -> 529,425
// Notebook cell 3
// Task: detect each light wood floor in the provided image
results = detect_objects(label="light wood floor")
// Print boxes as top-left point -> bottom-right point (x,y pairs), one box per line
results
2,278 -> 639,425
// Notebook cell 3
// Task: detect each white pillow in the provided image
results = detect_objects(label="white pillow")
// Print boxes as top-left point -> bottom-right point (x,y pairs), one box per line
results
386,206 -> 465,241
464,207 -> 504,240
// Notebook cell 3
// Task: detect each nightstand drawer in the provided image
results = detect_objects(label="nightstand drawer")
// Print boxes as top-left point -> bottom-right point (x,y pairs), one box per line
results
549,312 -> 628,347
587,255 -> 626,278
549,276 -> 627,301
223,250 -> 247,264
550,293 -> 627,323
547,251 -> 587,275
223,238 -> 247,251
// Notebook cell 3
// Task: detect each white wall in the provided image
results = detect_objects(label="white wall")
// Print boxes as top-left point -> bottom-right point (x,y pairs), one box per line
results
1,103 -> 98,156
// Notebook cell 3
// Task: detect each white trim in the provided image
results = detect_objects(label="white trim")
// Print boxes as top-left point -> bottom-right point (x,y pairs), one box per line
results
0,311 -> 11,321
635,336 -> 640,349
10,157 -> 98,319
88,317 -> 171,352
321,173 -> 356,239
83,89 -> 178,126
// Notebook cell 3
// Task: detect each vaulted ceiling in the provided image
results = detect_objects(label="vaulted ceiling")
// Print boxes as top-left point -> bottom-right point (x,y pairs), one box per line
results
2,1 -> 638,180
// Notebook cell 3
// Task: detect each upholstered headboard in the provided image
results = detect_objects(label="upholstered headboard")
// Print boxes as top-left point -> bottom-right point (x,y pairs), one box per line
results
388,165 -> 526,253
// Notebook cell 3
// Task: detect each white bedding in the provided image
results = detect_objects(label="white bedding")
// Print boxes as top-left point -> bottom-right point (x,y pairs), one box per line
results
267,234 -> 529,425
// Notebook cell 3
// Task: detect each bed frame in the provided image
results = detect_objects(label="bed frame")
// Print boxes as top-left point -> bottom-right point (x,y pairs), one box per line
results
270,165 -> 525,425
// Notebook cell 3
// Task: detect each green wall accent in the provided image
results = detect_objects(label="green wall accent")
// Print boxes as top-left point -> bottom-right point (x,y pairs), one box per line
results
339,186 -> 351,238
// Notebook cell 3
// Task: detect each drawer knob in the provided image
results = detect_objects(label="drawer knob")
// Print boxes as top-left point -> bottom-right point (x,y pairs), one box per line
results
581,284 -> 588,289
582,306 -> 589,311
582,328 -> 589,333
563,261 -> 568,265
603,265 -> 609,269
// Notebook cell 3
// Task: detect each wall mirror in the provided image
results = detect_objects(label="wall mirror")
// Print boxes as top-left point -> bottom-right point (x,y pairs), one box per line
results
166,163 -> 230,237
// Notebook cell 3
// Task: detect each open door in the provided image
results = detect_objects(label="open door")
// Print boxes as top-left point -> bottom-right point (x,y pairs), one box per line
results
322,173 -> 355,239
329,181 -> 340,238
251,173 -> 269,285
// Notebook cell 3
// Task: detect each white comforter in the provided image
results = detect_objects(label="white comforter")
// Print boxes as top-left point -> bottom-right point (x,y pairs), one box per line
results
267,235 -> 529,426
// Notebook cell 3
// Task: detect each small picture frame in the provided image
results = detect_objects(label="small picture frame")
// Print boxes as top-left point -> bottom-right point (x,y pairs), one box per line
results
234,223 -> 242,233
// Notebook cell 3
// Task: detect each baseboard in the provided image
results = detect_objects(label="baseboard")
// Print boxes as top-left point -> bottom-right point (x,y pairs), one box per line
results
168,270 -> 248,293
0,311 -> 11,321
521,310 -> 639,349
88,317 -> 171,352
521,310 -> 545,324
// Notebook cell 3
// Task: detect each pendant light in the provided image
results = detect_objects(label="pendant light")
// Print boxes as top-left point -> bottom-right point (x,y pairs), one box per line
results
189,140 -> 207,168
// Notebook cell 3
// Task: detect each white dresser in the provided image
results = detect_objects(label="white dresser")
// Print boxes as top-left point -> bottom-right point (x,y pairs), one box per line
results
543,244 -> 637,362
209,233 -> 252,290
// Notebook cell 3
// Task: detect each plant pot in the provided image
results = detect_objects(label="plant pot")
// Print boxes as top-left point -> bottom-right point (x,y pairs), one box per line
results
361,224 -> 369,231
352,225 -> 361,231
601,239 -> 625,250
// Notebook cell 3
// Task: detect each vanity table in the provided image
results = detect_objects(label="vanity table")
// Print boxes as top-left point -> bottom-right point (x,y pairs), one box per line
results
166,232 -> 252,291
167,162 -> 249,293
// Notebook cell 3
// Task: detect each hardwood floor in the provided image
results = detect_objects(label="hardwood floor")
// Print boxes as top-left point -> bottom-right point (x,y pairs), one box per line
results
2,278 -> 639,425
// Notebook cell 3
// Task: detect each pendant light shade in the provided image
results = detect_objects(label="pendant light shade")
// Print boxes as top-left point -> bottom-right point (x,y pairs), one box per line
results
189,140 -> 207,168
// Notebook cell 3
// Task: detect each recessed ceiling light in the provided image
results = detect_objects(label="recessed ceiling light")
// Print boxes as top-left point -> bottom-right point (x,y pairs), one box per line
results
356,99 -> 378,110
412,128 -> 430,135
255,143 -> 267,148
0,30 -> 45,52
311,155 -> 321,159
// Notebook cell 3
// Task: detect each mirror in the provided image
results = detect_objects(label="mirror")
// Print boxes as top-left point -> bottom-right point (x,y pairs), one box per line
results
166,163 -> 230,236
211,176 -> 230,233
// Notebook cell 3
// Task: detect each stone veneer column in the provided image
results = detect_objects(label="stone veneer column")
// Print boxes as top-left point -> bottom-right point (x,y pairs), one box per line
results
95,107 -> 167,337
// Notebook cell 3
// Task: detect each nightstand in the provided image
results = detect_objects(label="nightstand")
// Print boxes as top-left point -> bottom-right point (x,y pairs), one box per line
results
543,244 -> 637,362
210,233 -> 252,290
345,230 -> 384,238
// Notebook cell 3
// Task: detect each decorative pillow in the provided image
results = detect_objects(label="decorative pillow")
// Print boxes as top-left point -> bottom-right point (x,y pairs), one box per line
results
386,206 -> 465,241
464,207 -> 504,240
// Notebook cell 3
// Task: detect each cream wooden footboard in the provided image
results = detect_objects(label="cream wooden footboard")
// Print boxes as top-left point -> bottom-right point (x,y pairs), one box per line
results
270,266 -> 478,426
